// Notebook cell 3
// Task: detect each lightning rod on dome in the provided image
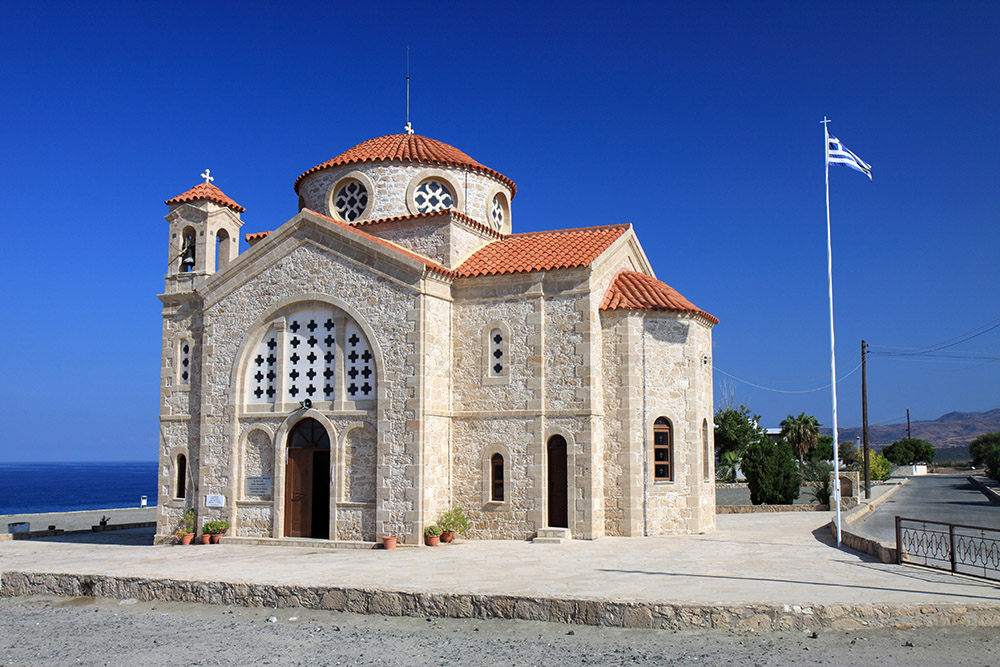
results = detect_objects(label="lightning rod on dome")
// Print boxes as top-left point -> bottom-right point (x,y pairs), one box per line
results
201,169 -> 214,184
404,45 -> 413,135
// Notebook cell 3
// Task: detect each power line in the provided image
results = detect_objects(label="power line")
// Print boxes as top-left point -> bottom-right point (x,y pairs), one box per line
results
713,352 -> 860,385
868,316 -> 1000,357
714,361 -> 862,394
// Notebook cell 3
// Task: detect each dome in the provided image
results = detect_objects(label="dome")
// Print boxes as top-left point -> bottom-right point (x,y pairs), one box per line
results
294,134 -> 516,196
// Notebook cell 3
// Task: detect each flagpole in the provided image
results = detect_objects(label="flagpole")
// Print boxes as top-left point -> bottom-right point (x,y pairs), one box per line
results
822,117 -> 842,546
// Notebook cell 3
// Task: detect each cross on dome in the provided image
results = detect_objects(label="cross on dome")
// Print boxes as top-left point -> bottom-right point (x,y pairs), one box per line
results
201,169 -> 214,184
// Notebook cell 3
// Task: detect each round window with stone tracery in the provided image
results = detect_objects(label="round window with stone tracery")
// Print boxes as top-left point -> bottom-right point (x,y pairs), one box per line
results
490,195 -> 505,231
414,179 -> 454,214
333,180 -> 369,222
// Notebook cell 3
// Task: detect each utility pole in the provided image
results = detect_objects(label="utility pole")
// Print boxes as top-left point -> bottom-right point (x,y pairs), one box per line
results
861,340 -> 870,499
907,409 -> 911,439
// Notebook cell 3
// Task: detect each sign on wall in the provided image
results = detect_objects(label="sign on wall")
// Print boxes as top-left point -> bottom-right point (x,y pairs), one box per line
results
245,476 -> 272,496
205,494 -> 225,508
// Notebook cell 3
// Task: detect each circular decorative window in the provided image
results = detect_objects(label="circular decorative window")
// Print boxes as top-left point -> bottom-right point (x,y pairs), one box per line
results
413,180 -> 454,214
333,180 -> 369,222
490,195 -> 505,231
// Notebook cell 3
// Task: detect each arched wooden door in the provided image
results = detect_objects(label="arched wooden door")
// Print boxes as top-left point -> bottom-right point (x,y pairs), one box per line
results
547,435 -> 568,528
285,418 -> 330,539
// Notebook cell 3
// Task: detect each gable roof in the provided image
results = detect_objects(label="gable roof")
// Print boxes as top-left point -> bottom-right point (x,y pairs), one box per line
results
601,270 -> 718,324
454,225 -> 630,277
300,209 -> 454,277
293,134 -> 516,196
165,182 -> 246,213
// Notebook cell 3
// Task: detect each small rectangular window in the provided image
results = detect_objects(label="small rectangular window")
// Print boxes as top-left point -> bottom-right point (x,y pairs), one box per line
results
653,418 -> 672,482
491,454 -> 505,501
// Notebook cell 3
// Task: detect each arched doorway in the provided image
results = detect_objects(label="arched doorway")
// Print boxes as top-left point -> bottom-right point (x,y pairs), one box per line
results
284,418 -> 330,539
547,435 -> 568,528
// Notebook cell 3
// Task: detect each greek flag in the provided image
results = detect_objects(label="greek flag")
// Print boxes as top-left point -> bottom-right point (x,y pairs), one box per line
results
827,136 -> 872,180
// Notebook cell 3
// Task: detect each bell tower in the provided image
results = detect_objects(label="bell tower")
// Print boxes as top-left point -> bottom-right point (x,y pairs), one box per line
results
164,169 -> 245,293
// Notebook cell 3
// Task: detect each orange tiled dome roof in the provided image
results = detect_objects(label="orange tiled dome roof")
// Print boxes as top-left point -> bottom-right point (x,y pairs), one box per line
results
601,270 -> 718,324
165,182 -> 246,213
294,134 -> 516,196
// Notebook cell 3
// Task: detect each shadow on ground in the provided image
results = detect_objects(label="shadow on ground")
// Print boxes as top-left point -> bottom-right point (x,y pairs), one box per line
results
33,527 -> 155,546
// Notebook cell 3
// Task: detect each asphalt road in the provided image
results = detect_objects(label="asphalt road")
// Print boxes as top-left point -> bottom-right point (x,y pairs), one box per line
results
855,474 -> 1000,544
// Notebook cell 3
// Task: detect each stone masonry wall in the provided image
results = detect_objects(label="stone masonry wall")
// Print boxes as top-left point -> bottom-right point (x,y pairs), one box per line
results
193,225 -> 421,540
298,163 -> 512,233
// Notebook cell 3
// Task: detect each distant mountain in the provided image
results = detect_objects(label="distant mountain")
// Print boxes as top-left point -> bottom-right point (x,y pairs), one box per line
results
819,408 -> 1000,449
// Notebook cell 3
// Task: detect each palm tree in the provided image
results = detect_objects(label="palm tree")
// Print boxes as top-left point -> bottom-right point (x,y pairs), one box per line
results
780,413 -> 821,464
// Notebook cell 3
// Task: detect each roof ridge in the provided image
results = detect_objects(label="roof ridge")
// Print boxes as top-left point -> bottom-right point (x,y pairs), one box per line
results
508,223 -> 631,237
165,181 -> 246,214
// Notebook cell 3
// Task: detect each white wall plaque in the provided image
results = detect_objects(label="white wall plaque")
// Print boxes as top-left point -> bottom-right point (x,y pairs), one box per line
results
205,494 -> 225,508
246,476 -> 272,496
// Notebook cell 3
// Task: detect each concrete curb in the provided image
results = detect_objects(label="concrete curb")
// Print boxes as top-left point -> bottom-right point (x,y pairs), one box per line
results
3,570 -> 999,631
831,481 -> 907,563
967,476 -> 1000,506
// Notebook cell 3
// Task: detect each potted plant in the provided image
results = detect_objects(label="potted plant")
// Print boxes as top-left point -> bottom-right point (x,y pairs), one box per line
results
174,510 -> 195,545
382,535 -> 398,550
437,507 -> 469,543
424,524 -> 442,547
202,520 -> 230,544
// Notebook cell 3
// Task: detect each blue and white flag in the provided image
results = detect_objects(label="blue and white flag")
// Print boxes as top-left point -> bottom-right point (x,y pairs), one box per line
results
827,136 -> 872,180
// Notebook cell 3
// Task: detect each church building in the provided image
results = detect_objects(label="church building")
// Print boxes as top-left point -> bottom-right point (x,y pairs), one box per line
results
155,130 -> 718,546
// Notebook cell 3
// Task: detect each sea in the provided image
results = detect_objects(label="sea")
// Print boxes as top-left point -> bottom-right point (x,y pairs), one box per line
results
0,462 -> 158,516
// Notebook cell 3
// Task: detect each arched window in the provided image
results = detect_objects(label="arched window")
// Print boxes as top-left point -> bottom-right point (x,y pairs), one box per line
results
175,454 -> 187,499
653,417 -> 673,482
216,229 -> 232,270
490,453 -> 504,502
703,419 -> 711,481
246,306 -> 376,406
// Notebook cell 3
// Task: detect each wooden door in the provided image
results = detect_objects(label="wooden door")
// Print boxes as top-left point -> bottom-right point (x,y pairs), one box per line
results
285,448 -> 313,537
547,436 -> 568,528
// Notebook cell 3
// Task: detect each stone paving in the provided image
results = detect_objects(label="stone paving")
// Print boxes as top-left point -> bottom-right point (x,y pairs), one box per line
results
2,506 -> 999,631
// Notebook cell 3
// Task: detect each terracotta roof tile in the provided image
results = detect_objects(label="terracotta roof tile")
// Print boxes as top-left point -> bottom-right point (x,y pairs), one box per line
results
245,231 -> 271,246
294,134 -> 516,196
455,225 -> 630,277
165,182 -> 246,213
601,270 -> 718,324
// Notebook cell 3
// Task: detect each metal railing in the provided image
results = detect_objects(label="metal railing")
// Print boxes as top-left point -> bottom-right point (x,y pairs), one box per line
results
896,516 -> 1000,582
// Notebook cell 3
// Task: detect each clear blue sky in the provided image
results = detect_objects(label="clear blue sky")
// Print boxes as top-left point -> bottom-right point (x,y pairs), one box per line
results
1,1 -> 997,461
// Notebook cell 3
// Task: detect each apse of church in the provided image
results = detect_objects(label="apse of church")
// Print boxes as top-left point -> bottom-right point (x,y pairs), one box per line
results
156,133 -> 718,546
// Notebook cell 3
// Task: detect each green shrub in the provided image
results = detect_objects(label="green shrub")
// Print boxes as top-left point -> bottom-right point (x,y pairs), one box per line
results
970,432 -> 1000,481
869,452 -> 892,481
741,435 -> 800,505
202,520 -> 230,535
438,507 -> 469,534
803,460 -> 833,505
424,524 -> 442,537
174,509 -> 195,537
882,438 -> 935,465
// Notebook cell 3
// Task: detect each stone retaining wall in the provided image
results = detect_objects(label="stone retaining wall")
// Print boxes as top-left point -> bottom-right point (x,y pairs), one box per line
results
3,571 -> 998,631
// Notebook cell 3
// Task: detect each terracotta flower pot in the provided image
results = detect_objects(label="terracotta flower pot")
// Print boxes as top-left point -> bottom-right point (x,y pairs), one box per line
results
210,534 -> 221,544
201,534 -> 211,544
180,533 -> 194,545
425,535 -> 440,547
440,530 -> 455,543
382,535 -> 398,550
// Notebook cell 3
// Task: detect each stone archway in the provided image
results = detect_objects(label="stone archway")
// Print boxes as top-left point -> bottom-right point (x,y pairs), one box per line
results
284,418 -> 330,539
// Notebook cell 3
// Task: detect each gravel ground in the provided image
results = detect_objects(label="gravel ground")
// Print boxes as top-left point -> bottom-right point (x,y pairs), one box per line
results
2,596 -> 998,666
